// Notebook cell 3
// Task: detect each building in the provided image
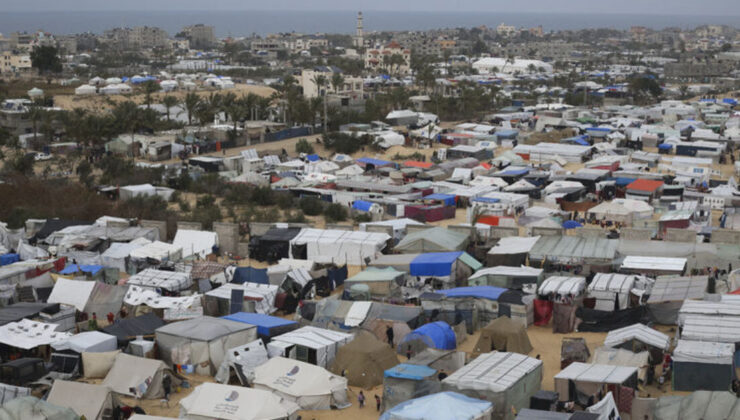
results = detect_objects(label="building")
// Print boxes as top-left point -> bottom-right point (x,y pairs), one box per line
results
130,26 -> 169,49
472,57 -> 553,75
299,67 -> 364,99
664,61 -> 736,82
630,26 -> 649,43
1,52 -> 32,74
353,11 -> 364,49
365,41 -> 411,75
284,36 -> 329,53
181,24 -> 216,50
496,23 -> 518,37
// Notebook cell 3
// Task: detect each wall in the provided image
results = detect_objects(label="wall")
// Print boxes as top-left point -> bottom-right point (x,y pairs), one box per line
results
140,220 -> 167,242
490,226 -> 519,239
531,227 -> 562,236
620,228 -> 653,241
712,229 -> 740,245
664,228 -> 697,243
177,221 -> 202,232
213,222 -> 239,255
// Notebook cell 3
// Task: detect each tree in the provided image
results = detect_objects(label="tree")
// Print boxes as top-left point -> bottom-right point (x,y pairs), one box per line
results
162,95 -> 179,121
141,80 -> 160,109
183,92 -> 201,126
30,46 -> 62,75
312,74 -> 328,133
331,72 -> 345,94
324,203 -> 347,223
25,105 -> 45,144
295,138 -> 314,154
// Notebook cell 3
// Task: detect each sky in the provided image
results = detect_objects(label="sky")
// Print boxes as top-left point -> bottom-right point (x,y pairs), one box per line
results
3,0 -> 740,15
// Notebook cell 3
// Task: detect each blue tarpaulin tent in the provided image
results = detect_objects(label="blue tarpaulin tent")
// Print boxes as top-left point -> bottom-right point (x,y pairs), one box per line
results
384,363 -> 437,380
305,154 -> 320,162
410,252 -> 464,277
435,286 -> 507,301
352,200 -> 375,212
613,177 -> 637,187
562,220 -> 583,229
379,391 -> 493,420
0,254 -> 19,266
357,157 -> 393,167
59,264 -> 103,276
399,321 -> 456,351
231,267 -> 269,284
658,143 -> 673,150
223,312 -> 298,337
423,194 -> 456,206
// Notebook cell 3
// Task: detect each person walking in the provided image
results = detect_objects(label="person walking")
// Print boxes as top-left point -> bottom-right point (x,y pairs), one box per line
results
358,391 -> 365,408
375,394 -> 381,411
386,326 -> 395,348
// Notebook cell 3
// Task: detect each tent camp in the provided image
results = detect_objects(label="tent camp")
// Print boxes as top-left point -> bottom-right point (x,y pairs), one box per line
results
442,352 -> 543,420
591,346 -> 651,383
586,273 -> 642,311
173,229 -> 218,259
155,316 -> 257,375
554,363 -> 638,405
128,240 -> 182,264
409,252 -> 482,288
537,276 -> 586,333
0,319 -> 71,350
647,276 -> 708,324
383,363 -> 441,412
102,352 -> 180,399
345,267 -> 405,297
486,236 -> 540,267
222,312 -> 298,340
472,316 -> 532,356
179,382 -> 301,420
126,268 -> 192,293
47,278 -> 127,315
394,228 -> 469,253
528,236 -> 618,270
249,228 -> 302,262
267,326 -> 353,368
253,357 -> 349,410
328,331 -> 399,389
379,391 -> 493,420
398,321 -> 456,355
673,340 -> 735,391
468,266 -> 544,289
100,238 -> 151,273
102,313 -> 165,345
51,331 -> 117,354
603,323 -> 670,355
46,380 -> 117,420
205,282 -> 278,315
288,228 -> 390,265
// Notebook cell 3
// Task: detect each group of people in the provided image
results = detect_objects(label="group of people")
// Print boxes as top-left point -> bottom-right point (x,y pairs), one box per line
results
357,391 -> 382,411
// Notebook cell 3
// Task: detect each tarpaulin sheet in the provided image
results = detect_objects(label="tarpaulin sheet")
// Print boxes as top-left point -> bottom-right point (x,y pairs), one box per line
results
576,306 -> 647,333
232,267 -> 269,285
534,299 -> 553,326
436,286 -> 507,301
410,252 -> 463,276
352,200 -> 374,212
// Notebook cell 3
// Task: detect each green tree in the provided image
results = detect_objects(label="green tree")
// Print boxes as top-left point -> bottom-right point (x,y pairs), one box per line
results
295,138 -> 315,154
331,72 -> 345,94
162,95 -> 179,121
183,92 -> 201,126
141,80 -> 160,109
299,197 -> 324,216
312,74 -> 328,133
324,203 -> 347,223
30,46 -> 62,75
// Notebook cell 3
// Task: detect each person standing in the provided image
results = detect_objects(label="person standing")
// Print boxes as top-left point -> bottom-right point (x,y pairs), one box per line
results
386,326 -> 394,348
358,391 -> 365,408
375,394 -> 381,411
162,374 -> 172,401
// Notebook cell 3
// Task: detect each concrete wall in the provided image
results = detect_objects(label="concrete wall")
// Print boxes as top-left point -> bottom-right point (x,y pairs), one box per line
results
213,222 -> 239,255
620,228 -> 653,241
177,221 -> 202,232
237,242 -> 250,259
490,226 -> 519,239
249,222 -> 273,237
140,220 -> 167,242
664,228 -> 697,243
712,229 -> 740,245
325,224 -> 354,231
531,227 -> 563,237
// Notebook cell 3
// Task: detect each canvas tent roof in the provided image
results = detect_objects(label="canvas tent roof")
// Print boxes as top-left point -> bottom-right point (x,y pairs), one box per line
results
46,380 -> 114,420
329,331 -> 399,389
395,228 -> 469,253
173,229 -> 218,259
473,316 -> 533,355
528,236 -> 617,264
289,228 -> 390,265
673,340 -> 735,364
102,313 -> 165,343
179,382 -> 300,420
554,362 -> 637,385
379,391 -> 493,420
442,351 -> 542,393
539,276 -> 586,296
0,396 -> 78,420
46,277 -> 95,311
603,324 -> 670,350
621,256 -> 686,273
647,276 -> 707,303
51,330 -> 117,353
222,312 -> 298,337
400,321 -> 456,351
206,282 -> 278,314
652,391 -> 740,420
155,316 -> 255,342
0,319 -> 71,350
680,315 -> 740,343
102,352 -> 176,399
271,326 -> 353,352
126,268 -> 192,292
0,302 -> 58,326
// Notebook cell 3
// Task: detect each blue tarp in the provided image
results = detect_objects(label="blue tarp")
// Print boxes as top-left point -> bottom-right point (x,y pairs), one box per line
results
495,129 -> 519,138
59,264 -> 103,276
384,363 -> 437,380
379,391 -> 493,420
423,193 -> 456,206
723,98 -> 738,106
223,312 -> 297,337
658,143 -> 673,150
471,197 -> 500,204
0,254 -> 19,266
613,177 -> 637,187
400,321 -> 456,350
357,157 -> 393,167
410,252 -> 463,277
562,220 -> 583,229
231,267 -> 269,284
587,127 -> 612,132
436,286 -> 507,301
305,154 -> 320,162
352,200 -> 375,212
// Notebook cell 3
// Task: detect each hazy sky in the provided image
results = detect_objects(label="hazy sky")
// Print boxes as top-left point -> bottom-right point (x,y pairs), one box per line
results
4,0 -> 740,15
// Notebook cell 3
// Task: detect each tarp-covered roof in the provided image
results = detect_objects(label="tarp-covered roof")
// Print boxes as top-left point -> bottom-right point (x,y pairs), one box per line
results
379,391 -> 493,420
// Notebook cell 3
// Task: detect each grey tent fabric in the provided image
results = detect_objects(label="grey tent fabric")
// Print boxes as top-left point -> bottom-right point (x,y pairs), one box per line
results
395,228 -> 469,253
653,391 -> 740,420
0,396 -> 78,420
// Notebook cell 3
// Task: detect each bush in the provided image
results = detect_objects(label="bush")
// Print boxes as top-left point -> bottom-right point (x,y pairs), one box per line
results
353,213 -> 372,223
324,203 -> 348,223
322,132 -> 373,155
295,138 -> 314,154
249,187 -> 275,206
299,197 -> 324,216
275,191 -> 295,209
284,209 -> 307,223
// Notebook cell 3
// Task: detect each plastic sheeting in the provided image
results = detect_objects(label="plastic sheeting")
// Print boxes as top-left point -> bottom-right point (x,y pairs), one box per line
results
399,321 -> 456,352
380,391 -> 493,420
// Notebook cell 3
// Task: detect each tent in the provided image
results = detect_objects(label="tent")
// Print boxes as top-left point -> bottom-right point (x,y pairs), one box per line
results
398,321 -> 456,355
179,383 -> 300,420
289,228 -> 390,265
0,396 -> 78,420
537,276 -> 586,333
673,340 -> 735,391
222,312 -> 298,340
100,238 -> 151,273
231,266 -> 269,285
586,273 -> 640,311
591,347 -> 650,383
328,331 -> 399,389
249,228 -> 303,262
0,319 -> 71,350
74,84 -> 97,96
379,391 -> 493,420
46,380 -> 117,420
345,267 -> 405,297
472,316 -> 532,356
409,252 -> 482,286
267,326 -> 353,368
486,236 -> 540,267
647,276 -> 708,324
603,323 -> 670,354
126,268 -> 192,292
554,362 -> 638,405
253,357 -> 349,410
155,316 -> 257,375
395,228 -> 469,253
51,331 -> 117,354
214,339 -> 269,386
468,266 -> 543,289
652,391 -> 740,420
442,352 -> 543,420
173,229 -> 218,259
102,313 -> 165,345
102,352 -> 181,399
420,286 -> 508,333
383,363 -> 441,412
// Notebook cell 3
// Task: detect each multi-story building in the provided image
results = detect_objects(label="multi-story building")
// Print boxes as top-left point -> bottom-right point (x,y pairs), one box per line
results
130,26 -> 169,49
365,41 -> 411,75
630,26 -> 649,44
285,37 -> 329,53
1,52 -> 32,74
299,67 -> 364,99
181,24 -> 216,50
496,23 -> 518,38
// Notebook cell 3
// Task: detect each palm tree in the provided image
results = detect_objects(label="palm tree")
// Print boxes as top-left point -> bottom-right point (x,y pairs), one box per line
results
331,72 -> 345,94
141,80 -> 160,109
25,105 -> 45,144
162,95 -> 179,121
225,102 -> 248,133
312,74 -> 328,133
182,92 -> 201,126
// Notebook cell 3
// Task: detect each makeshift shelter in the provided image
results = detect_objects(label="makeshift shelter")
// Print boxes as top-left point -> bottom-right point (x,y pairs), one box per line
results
468,266 -> 543,289
398,321 -> 456,355
47,278 -> 127,316
128,241 -> 182,266
155,316 -> 257,375
0,396 -> 78,420
442,352 -> 543,420
345,267 -> 405,297
591,347 -> 650,383
394,228 -> 469,253
420,286 -> 507,332
51,330 -> 117,354
46,380 -> 117,420
289,228 -> 390,265
647,276 -> 708,324
528,236 -> 618,270
472,316 -> 533,356
253,357 -> 349,410
652,391 -> 740,420
0,319 -> 71,350
673,340 -> 736,391
329,331 -> 399,389
383,363 -> 441,412
620,256 -> 687,276
554,362 -> 638,406
537,276 -> 586,333
249,228 -> 302,262
586,273 -> 640,311
230,266 -> 269,285
486,236 -> 540,267
409,252 -> 482,288
126,268 -> 192,293
173,229 -> 218,259
561,337 -> 590,369
268,326 -> 353,368
102,352 -> 181,399
379,391 -> 493,420
101,313 -> 165,346
100,238 -> 151,273
363,302 -> 423,347
222,312 -> 298,340
214,339 -> 269,386
205,282 -> 278,315
603,323 -> 670,357
406,348 -> 466,373
179,383 -> 300,420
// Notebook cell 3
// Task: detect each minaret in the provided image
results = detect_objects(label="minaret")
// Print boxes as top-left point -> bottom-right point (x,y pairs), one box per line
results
354,11 -> 364,48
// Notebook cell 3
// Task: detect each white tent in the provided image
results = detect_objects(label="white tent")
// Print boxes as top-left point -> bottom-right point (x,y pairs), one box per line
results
129,241 -> 182,263
288,228 -> 390,265
46,380 -> 116,420
0,319 -> 71,350
100,237 -> 151,272
102,353 -> 179,399
554,362 -> 638,402
603,324 -> 670,351
359,218 -> 424,241
268,326 -> 353,368
75,84 -> 97,96
173,229 -> 218,259
155,316 -> 257,375
51,331 -> 117,354
180,382 -> 301,420
214,339 -> 269,385
253,357 -> 349,410
206,282 -> 278,314
47,277 -> 96,311
126,268 -> 192,292
538,276 -> 586,297
587,273 -> 639,311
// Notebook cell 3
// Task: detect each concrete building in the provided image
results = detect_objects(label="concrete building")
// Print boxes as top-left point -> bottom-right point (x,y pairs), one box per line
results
664,61 -> 736,82
1,52 -> 32,74
182,24 -> 216,50
630,26 -> 649,44
130,26 -> 169,49
365,41 -> 411,75
472,57 -> 553,75
299,67 -> 363,99
496,23 -> 518,37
